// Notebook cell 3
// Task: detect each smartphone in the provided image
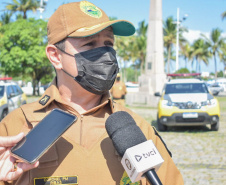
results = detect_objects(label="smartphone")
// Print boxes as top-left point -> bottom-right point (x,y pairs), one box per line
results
11,108 -> 77,164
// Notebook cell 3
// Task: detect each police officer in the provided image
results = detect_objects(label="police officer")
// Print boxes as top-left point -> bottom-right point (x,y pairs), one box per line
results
110,73 -> 127,106
0,1 -> 184,185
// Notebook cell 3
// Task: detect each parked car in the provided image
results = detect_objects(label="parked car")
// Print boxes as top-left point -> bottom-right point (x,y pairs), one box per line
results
22,86 -> 45,96
125,82 -> 139,93
0,82 -> 27,120
207,83 -> 224,95
154,78 -> 220,131
216,78 -> 226,91
41,83 -> 51,91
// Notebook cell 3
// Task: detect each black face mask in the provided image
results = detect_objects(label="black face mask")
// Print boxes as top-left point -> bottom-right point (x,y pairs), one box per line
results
59,46 -> 119,95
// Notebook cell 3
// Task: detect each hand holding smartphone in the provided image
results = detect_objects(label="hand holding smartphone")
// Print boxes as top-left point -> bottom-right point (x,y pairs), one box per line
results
11,109 -> 77,164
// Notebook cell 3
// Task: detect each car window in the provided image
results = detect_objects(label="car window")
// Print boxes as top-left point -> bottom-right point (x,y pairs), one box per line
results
0,86 -> 4,97
12,85 -> 20,96
165,83 -> 208,94
211,84 -> 220,87
16,85 -> 23,95
7,86 -> 14,97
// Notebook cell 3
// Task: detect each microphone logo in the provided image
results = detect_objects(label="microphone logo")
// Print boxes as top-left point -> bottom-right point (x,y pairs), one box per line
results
135,155 -> 142,162
125,159 -> 132,170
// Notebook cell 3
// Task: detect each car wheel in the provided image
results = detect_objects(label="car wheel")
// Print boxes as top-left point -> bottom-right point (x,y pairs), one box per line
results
157,114 -> 167,131
1,109 -> 8,120
211,121 -> 219,131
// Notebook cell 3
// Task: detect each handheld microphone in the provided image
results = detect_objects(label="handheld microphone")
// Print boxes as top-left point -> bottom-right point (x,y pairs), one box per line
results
105,111 -> 164,184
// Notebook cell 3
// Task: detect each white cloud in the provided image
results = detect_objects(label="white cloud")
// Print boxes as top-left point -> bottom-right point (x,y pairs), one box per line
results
222,32 -> 226,38
180,30 -> 226,73
182,30 -> 226,44
182,30 -> 209,43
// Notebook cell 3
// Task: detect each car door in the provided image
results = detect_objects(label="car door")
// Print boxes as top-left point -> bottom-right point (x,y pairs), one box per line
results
7,85 -> 16,112
12,85 -> 21,108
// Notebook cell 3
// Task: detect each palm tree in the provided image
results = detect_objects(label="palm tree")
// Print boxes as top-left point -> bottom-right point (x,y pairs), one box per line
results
164,49 -> 175,73
114,20 -> 147,81
163,17 -> 188,73
131,20 -> 147,74
4,0 -> 40,19
219,43 -> 226,77
191,39 -> 211,72
114,35 -> 132,82
0,12 -> 13,26
163,16 -> 188,74
180,42 -> 193,69
202,28 -> 226,79
221,11 -> 226,20
163,17 -> 177,74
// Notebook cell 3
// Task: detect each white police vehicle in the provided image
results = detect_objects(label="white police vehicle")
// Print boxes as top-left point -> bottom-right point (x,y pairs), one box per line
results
155,79 -> 220,131
0,82 -> 27,120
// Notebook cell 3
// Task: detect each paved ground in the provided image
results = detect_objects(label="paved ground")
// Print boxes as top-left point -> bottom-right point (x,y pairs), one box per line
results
158,115 -> 226,185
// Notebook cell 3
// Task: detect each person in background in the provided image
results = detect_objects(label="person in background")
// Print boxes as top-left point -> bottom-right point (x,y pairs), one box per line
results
0,1 -> 184,185
110,73 -> 127,106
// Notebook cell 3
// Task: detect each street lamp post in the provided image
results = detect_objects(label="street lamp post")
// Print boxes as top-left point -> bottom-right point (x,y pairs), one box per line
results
175,8 -> 180,71
37,0 -> 48,19
175,8 -> 188,72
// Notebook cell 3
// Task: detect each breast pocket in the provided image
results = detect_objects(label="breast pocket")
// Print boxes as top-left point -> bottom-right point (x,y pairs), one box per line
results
38,144 -> 59,168
29,144 -> 59,185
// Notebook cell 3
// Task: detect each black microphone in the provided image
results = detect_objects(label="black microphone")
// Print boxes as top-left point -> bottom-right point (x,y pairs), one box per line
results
106,111 -> 163,185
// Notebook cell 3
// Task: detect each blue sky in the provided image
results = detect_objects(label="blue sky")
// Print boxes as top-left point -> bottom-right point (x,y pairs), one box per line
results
1,0 -> 226,73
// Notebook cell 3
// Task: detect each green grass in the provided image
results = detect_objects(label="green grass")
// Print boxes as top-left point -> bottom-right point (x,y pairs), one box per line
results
26,95 -> 41,103
125,105 -> 156,110
216,96 -> 226,112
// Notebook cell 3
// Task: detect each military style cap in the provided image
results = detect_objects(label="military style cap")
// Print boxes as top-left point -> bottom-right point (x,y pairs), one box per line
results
47,1 -> 135,45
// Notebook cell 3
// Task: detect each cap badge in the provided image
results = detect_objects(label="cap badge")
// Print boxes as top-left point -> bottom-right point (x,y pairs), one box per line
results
80,1 -> 102,18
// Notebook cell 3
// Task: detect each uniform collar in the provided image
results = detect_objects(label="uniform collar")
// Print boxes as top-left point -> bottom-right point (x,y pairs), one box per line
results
35,77 -> 115,114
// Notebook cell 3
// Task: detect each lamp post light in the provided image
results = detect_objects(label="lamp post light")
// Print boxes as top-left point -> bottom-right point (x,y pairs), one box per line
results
175,8 -> 188,71
37,0 -> 48,19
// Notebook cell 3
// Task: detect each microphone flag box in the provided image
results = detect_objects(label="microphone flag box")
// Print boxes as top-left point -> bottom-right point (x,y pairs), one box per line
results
121,140 -> 164,183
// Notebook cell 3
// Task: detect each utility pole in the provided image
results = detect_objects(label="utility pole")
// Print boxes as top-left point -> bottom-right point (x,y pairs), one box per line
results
37,0 -> 48,19
175,8 -> 180,71
175,8 -> 188,72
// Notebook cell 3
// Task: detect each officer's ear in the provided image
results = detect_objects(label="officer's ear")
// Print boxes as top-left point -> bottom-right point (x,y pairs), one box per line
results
46,44 -> 63,70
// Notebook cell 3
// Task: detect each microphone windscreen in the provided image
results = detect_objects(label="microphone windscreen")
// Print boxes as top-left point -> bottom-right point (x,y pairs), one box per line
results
105,111 -> 147,156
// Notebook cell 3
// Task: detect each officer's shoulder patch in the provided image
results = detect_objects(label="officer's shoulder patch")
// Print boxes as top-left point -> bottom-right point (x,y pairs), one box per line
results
39,95 -> 50,106
152,126 -> 172,157
120,171 -> 140,185
34,176 -> 78,185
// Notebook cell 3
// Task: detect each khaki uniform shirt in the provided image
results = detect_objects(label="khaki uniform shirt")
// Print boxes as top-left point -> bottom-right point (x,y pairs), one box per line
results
0,79 -> 183,185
